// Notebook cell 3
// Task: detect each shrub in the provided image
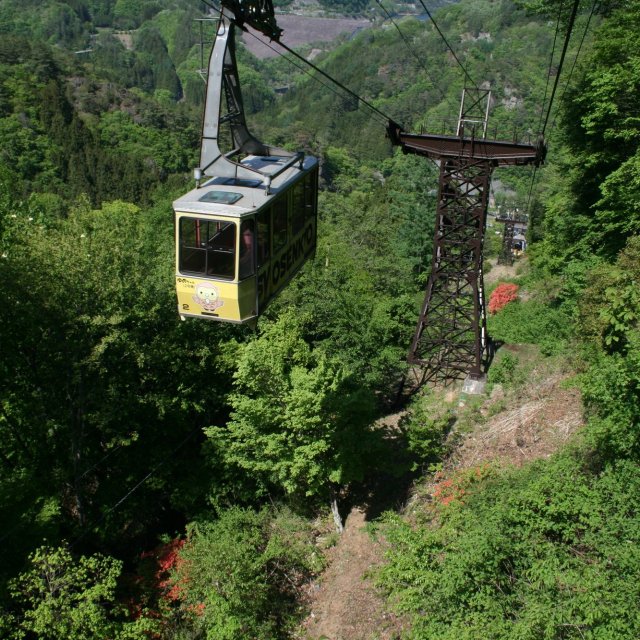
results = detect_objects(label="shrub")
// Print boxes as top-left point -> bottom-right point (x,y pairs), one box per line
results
488,283 -> 519,315
4,546 -> 158,639
168,506 -> 323,639
401,393 -> 452,471
487,352 -> 520,386
488,300 -> 571,355
377,455 -> 640,639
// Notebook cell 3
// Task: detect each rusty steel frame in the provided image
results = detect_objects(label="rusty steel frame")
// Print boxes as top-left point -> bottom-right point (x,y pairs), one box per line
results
388,92 -> 544,385
408,156 -> 492,384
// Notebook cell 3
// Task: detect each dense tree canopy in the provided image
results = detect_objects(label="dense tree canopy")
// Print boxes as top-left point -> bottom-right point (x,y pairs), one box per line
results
1,0 -> 639,637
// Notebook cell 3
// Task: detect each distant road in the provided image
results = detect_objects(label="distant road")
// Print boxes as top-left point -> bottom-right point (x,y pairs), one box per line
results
241,14 -> 372,59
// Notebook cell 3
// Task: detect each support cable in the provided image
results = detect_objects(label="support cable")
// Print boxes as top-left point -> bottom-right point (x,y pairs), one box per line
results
416,0 -> 478,89
0,426 -> 202,546
273,39 -> 393,127
526,0 -> 584,214
0,427 -> 201,548
524,164 -> 538,216
538,0 -> 565,134
77,442 -> 125,482
550,0 -> 598,130
373,0 -> 447,101
540,0 -> 581,137
242,28 -> 368,116
200,0 -> 399,128
70,426 -> 201,548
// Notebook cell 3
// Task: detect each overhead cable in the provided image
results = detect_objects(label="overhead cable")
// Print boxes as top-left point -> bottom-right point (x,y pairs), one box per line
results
273,39 -> 394,127
527,0 -> 585,214
540,0 -> 581,136
551,0 -> 599,130
71,426 -> 201,547
538,0 -> 565,134
416,0 -> 478,89
373,0 -> 447,101
200,0 -> 399,128
524,165 -> 538,216
0,423 -> 202,547
77,442 -> 126,482
242,27 -> 371,117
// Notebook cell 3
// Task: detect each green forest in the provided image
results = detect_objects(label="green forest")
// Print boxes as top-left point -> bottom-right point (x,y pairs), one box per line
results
0,0 -> 639,638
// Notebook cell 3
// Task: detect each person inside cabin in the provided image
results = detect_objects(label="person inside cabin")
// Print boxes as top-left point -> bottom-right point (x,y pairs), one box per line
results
239,219 -> 255,279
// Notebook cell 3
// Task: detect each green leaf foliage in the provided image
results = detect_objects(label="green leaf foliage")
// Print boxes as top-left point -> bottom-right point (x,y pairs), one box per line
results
0,0 -> 639,635
0,195 -> 239,570
206,312 -> 380,503
537,1 -> 640,262
488,299 -> 571,355
5,545 -> 157,639
377,454 -> 640,639
400,391 -> 453,471
170,506 -> 323,639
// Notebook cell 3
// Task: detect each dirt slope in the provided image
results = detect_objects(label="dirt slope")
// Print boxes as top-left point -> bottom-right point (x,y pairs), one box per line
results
297,347 -> 583,640
301,508 -> 404,640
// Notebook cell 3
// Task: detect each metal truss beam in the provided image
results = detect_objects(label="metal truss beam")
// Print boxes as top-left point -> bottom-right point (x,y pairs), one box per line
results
408,157 -> 492,383
389,87 -> 544,387
388,128 -> 545,166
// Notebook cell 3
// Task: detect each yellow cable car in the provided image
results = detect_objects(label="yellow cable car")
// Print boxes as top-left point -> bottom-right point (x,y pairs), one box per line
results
174,6 -> 319,325
174,155 -> 318,323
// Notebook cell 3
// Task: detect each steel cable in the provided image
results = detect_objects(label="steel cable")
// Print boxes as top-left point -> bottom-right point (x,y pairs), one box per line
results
541,0 -> 581,137
538,0 -> 565,134
550,0 -> 599,131
70,426 -> 202,548
201,0 -> 400,129
416,0 -> 478,89
373,0 -> 447,101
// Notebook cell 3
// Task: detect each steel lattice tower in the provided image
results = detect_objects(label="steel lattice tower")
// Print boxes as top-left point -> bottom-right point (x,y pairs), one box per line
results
388,90 -> 545,385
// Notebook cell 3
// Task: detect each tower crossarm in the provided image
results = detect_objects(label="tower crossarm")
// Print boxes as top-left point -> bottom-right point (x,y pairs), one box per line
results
387,125 -> 546,167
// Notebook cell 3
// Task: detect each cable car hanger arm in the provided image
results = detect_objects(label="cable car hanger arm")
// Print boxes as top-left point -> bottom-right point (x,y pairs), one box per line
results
197,2 -> 299,189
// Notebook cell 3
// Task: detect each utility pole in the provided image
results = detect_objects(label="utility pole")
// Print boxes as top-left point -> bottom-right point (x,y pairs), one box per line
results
388,88 -> 545,389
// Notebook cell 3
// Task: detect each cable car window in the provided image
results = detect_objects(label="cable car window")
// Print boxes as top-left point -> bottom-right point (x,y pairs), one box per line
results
292,181 -> 305,236
273,200 -> 288,253
304,172 -> 316,221
257,209 -> 270,267
179,217 -> 236,280
239,219 -> 255,280
198,190 -> 243,205
207,220 -> 236,279
179,218 -> 206,274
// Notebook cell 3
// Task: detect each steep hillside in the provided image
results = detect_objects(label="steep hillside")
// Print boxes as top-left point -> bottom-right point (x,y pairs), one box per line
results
1,0 -> 639,638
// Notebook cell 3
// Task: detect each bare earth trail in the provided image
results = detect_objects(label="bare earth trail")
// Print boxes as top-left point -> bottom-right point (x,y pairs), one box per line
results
301,507 -> 405,640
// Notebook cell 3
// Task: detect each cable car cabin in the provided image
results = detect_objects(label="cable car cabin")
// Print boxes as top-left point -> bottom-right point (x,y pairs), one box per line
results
174,154 -> 318,324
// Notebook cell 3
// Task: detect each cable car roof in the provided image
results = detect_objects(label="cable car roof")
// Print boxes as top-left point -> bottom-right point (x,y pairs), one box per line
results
173,154 -> 318,218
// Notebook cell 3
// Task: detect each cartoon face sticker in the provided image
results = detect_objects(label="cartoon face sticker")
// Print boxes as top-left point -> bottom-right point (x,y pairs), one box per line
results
193,282 -> 224,312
